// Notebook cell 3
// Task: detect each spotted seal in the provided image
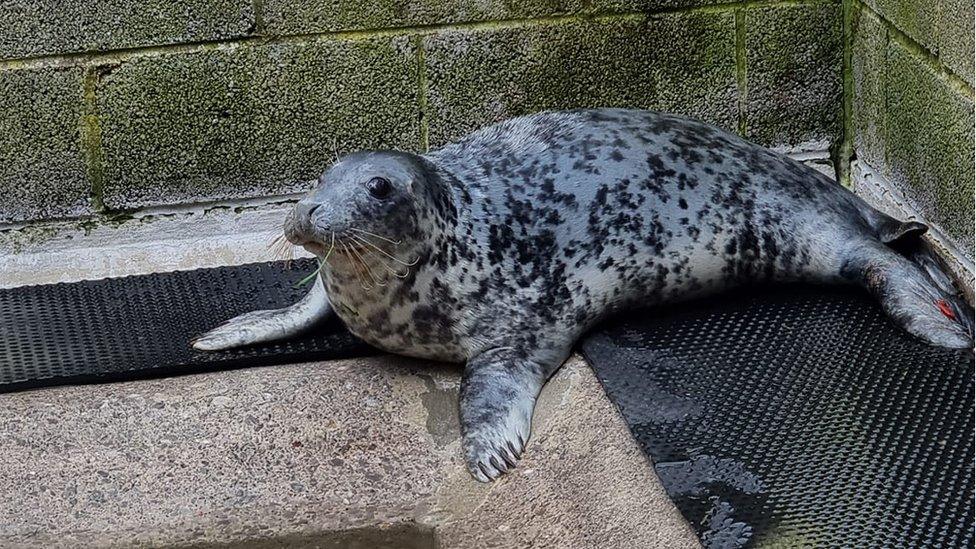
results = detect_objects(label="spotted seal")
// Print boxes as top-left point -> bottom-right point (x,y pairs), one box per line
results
193,108 -> 974,482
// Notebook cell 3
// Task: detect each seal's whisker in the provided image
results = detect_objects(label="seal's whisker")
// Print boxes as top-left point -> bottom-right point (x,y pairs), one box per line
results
328,232 -> 337,258
320,231 -> 337,264
349,233 -> 419,267
348,241 -> 386,287
349,227 -> 401,245
267,233 -> 294,262
349,234 -> 407,264
356,242 -> 404,281
267,232 -> 284,249
341,241 -> 368,289
380,256 -> 410,279
341,241 -> 372,290
348,234 -> 411,279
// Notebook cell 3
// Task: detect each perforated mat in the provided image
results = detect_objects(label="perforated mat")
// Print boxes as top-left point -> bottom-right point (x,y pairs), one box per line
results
0,259 -> 375,393
580,285 -> 975,548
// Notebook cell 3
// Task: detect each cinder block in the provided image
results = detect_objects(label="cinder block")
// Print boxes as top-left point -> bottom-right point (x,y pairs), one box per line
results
884,40 -> 975,256
421,13 -> 739,148
745,4 -> 844,149
590,0 -> 735,14
263,0 -> 584,36
937,0 -> 975,86
860,0 -> 938,52
0,67 -> 91,223
851,5 -> 887,167
97,38 -> 421,210
0,1 -> 254,60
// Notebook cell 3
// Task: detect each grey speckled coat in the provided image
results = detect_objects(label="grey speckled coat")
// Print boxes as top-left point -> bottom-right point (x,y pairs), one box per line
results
195,109 -> 974,482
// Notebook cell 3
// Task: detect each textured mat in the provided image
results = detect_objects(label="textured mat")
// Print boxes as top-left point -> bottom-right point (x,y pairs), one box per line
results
0,259 -> 375,393
580,285 -> 975,548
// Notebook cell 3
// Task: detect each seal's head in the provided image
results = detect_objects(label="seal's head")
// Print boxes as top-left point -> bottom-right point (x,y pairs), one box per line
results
284,151 -> 454,286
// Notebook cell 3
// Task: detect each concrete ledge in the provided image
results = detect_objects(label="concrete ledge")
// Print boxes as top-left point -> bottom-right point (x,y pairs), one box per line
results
0,196 -> 306,289
0,356 -> 698,548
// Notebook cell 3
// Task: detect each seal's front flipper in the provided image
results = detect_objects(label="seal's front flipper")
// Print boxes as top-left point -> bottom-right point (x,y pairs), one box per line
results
459,348 -> 552,482
845,242 -> 973,349
192,276 -> 333,351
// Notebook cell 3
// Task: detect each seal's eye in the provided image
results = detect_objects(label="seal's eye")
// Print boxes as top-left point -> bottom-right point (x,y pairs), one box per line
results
365,177 -> 392,200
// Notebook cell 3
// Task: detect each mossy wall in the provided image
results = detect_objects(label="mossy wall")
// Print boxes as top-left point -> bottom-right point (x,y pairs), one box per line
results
851,0 -> 975,258
0,0 -> 844,225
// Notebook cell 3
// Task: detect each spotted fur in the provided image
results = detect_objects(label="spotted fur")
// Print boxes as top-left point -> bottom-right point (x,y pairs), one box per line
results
196,109 -> 974,482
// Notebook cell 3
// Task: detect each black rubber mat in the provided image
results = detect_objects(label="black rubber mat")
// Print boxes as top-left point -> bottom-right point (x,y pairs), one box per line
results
0,259 -> 376,393
580,285 -> 974,548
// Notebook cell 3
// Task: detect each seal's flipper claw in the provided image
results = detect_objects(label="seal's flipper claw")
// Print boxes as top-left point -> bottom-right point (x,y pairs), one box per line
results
476,462 -> 494,483
489,456 -> 508,475
506,441 -> 521,460
499,446 -> 518,469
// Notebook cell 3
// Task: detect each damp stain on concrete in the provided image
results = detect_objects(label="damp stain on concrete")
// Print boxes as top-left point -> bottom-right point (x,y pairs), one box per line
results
419,375 -> 461,448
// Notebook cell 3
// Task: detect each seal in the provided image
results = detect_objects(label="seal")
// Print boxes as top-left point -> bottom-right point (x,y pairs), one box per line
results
193,109 -> 974,482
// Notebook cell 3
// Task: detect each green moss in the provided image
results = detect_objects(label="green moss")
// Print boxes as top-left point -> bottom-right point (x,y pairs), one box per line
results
834,0 -> 853,187
421,12 -> 738,147
859,0 -> 938,53
0,225 -> 62,254
937,0 -> 975,86
850,4 -> 887,168
81,67 -> 108,213
413,35 -> 431,152
0,1 -> 254,59
884,40 -> 975,256
591,0 -> 737,13
0,67 -> 91,223
744,3 -> 844,148
262,0 -> 585,36
96,36 -> 421,210
734,9 -> 748,137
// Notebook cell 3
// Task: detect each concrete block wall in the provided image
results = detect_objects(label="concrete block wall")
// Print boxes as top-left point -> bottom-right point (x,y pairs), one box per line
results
0,0 -> 843,227
850,0 -> 975,260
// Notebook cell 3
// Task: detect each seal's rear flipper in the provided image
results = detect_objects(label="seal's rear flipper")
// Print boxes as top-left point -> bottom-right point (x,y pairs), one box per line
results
878,219 -> 928,247
860,205 -> 929,248
845,242 -> 974,349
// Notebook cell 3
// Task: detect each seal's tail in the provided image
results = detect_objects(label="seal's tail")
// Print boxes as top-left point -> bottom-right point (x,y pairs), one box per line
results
846,213 -> 974,349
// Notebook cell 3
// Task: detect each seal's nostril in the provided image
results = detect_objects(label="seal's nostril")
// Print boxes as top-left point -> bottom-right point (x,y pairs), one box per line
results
297,202 -> 322,224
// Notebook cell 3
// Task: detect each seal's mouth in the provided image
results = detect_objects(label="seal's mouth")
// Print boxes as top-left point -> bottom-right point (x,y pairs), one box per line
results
284,227 -> 331,257
301,241 -> 330,256
299,238 -> 370,258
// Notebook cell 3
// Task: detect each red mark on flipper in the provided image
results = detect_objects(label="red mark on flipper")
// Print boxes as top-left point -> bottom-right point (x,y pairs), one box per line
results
936,299 -> 956,321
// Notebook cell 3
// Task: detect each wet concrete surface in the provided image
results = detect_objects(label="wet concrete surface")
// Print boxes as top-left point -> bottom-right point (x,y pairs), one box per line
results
0,355 -> 698,548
